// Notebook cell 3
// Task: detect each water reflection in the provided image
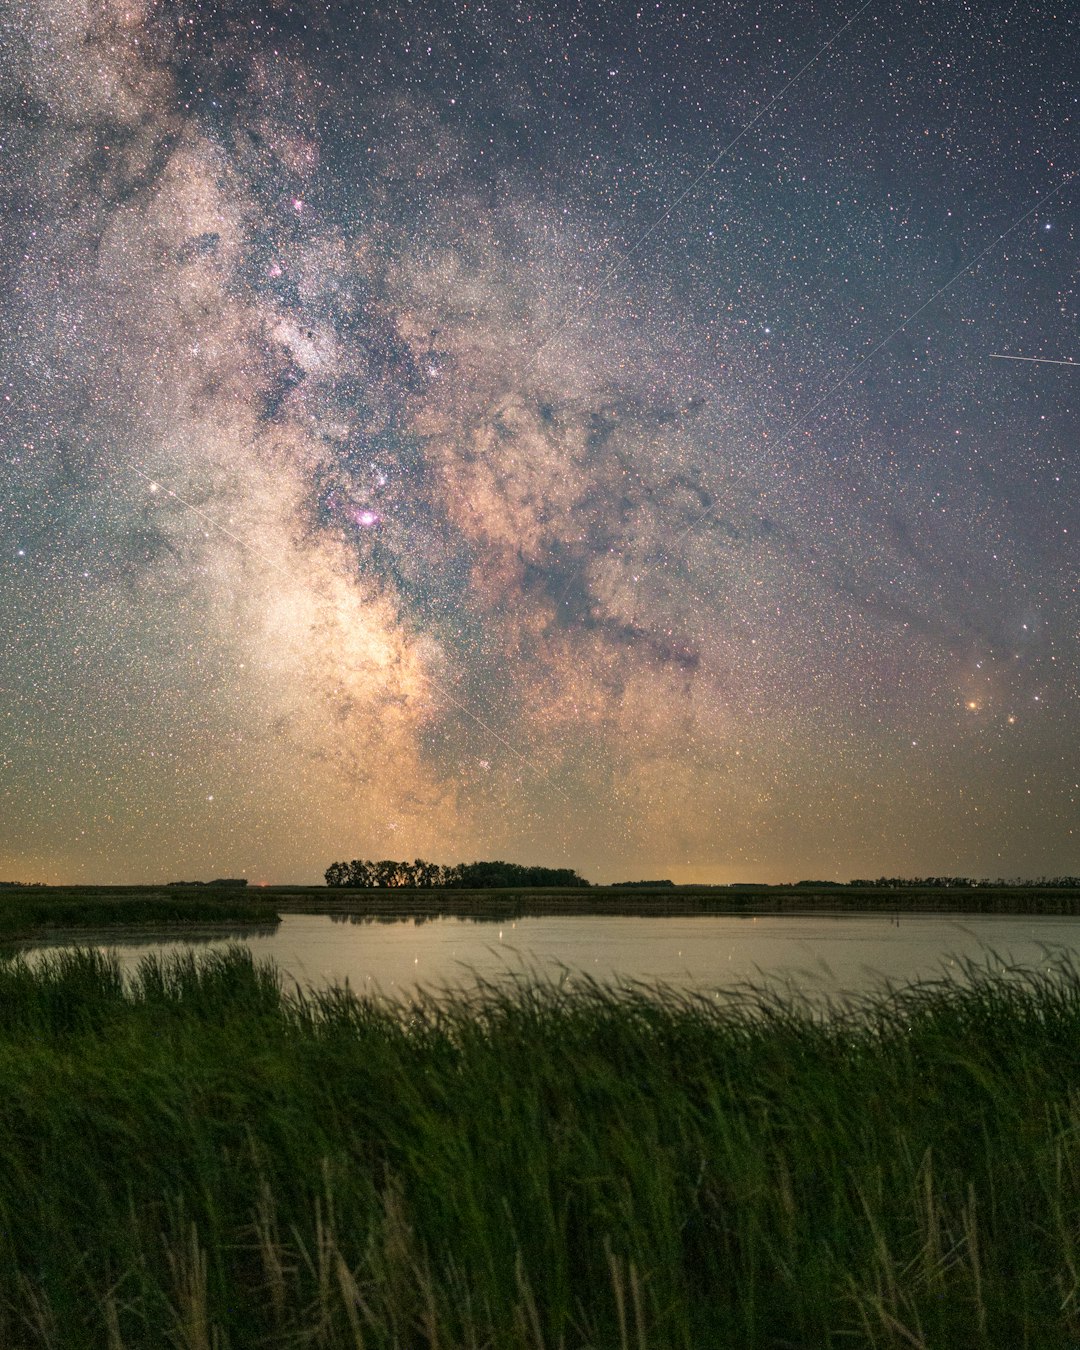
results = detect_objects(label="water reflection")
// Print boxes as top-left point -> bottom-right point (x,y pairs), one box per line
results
12,922 -> 280,949
16,911 -> 1080,1004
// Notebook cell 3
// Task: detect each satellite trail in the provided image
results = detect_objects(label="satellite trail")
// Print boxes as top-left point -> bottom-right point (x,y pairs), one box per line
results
990,353 -> 1080,368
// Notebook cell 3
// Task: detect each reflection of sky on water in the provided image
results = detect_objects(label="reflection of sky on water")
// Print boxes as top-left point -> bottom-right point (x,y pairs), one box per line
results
18,913 -> 1080,1005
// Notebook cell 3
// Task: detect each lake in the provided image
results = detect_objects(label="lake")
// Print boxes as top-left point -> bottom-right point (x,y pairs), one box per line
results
18,910 -> 1080,1003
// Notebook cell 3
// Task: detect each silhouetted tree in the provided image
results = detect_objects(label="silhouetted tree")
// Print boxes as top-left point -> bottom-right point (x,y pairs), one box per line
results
323,856 -> 590,889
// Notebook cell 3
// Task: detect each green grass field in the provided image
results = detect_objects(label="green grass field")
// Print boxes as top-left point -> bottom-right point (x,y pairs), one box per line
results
0,886 -> 280,940
2,945 -> 1080,1347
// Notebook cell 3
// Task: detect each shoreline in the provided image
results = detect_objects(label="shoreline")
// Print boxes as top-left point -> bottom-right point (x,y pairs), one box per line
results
3,883 -> 1080,934
282,884 -> 1080,918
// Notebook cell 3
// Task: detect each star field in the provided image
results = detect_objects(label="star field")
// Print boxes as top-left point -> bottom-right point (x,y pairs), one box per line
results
0,0 -> 1076,883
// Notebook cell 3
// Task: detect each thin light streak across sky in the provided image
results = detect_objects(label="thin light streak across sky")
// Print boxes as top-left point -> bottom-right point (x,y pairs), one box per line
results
989,354 -> 1080,368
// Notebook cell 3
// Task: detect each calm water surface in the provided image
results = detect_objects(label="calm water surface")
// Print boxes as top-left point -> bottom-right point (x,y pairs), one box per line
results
20,911 -> 1080,1002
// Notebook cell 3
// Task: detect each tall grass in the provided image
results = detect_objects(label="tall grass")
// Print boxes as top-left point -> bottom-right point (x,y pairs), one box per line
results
0,947 -> 1079,1346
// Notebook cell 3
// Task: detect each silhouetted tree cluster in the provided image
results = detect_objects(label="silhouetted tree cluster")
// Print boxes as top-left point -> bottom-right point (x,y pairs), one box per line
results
611,879 -> 676,888
165,878 -> 248,888
324,858 -> 590,889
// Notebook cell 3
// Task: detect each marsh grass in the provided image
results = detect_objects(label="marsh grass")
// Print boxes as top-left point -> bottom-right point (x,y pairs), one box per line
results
0,947 -> 1079,1346
282,883 -> 1080,919
5,883 -> 1080,940
0,887 -> 279,940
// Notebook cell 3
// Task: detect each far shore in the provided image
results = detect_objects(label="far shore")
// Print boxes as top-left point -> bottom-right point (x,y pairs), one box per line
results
279,883 -> 1080,917
2,883 -> 1080,940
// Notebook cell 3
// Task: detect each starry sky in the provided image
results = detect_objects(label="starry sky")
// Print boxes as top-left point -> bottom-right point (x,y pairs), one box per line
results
0,0 -> 1076,886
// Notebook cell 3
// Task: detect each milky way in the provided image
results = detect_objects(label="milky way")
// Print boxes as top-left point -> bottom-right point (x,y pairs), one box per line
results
1,0 -> 1076,883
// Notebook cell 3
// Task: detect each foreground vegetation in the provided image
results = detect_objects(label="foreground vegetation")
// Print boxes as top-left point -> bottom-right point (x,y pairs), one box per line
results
3,949 -> 1080,1346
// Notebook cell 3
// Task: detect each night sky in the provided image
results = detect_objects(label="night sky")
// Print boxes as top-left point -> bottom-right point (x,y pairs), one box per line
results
1,0 -> 1076,885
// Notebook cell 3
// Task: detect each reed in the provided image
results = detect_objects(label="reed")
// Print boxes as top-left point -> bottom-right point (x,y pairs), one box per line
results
0,947 -> 1078,1346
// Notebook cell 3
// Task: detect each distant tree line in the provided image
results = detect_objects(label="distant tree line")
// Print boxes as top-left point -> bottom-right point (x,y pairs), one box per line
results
846,876 -> 1080,889
166,879 -> 249,888
324,859 -> 590,889
611,879 -> 676,888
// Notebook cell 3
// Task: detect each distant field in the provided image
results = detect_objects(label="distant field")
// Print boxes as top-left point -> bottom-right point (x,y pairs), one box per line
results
0,885 -> 279,940
2,884 -> 1080,940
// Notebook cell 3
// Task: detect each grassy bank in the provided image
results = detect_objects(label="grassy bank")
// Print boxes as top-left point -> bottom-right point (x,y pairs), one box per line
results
282,883 -> 1080,918
5,885 -> 1080,935
0,886 -> 280,941
1,950 -> 1080,1346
